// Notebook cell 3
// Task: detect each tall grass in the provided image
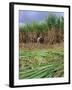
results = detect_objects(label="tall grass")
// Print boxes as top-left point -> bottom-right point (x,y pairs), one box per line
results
19,14 -> 64,44
19,15 -> 64,32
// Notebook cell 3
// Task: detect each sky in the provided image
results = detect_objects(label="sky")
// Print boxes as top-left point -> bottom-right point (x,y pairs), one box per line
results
19,10 -> 64,25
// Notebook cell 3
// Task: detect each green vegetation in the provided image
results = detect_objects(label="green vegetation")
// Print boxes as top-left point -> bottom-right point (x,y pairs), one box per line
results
19,14 -> 64,44
19,48 -> 64,79
19,14 -> 64,32
19,14 -> 64,79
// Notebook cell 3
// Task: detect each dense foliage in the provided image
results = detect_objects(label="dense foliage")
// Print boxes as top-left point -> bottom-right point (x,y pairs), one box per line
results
19,14 -> 64,44
19,14 -> 64,32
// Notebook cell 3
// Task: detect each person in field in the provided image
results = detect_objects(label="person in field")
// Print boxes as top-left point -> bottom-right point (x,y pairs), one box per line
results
37,36 -> 44,44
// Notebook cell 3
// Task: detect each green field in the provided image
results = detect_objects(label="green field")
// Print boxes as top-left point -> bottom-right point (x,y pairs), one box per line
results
19,48 -> 64,79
